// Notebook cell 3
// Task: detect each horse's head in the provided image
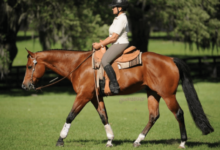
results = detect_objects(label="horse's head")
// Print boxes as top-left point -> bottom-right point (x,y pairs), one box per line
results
22,49 -> 46,90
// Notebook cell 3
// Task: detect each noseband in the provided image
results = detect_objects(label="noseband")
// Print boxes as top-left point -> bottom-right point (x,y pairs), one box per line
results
29,57 -> 37,89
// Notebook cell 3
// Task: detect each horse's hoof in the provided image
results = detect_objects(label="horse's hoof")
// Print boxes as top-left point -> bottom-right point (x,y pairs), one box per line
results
56,141 -> 64,147
178,146 -> 185,149
106,144 -> 113,147
133,142 -> 141,147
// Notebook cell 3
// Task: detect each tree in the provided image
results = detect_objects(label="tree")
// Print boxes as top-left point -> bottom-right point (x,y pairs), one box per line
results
0,0 -> 109,78
0,0 -> 28,78
30,0 -> 109,50
1,0 -> 220,78
128,0 -> 220,52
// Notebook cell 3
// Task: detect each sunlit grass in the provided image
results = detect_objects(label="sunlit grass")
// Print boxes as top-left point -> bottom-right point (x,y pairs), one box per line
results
148,40 -> 219,57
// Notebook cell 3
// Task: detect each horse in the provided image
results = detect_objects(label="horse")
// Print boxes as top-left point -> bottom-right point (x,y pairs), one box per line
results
22,49 -> 214,148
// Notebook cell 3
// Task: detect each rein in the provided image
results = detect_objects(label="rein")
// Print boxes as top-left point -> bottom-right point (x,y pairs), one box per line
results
34,51 -> 95,91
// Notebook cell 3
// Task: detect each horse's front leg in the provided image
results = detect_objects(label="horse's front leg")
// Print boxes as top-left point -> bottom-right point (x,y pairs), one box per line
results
56,93 -> 91,147
91,97 -> 114,147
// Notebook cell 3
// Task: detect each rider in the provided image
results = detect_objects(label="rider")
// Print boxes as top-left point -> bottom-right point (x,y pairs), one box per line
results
93,0 -> 129,94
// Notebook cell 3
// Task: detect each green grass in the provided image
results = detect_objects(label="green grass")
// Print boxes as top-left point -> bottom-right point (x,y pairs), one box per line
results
148,40 -> 219,57
0,83 -> 220,150
13,31 -> 219,66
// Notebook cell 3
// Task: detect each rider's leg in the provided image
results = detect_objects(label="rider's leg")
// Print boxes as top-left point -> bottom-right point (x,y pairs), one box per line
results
101,43 -> 129,94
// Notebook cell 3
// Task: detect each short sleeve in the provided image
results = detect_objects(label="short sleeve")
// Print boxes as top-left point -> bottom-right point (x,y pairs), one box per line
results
112,17 -> 126,35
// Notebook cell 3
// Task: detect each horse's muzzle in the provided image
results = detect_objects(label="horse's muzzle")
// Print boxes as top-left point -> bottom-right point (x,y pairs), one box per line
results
21,84 -> 27,90
21,82 -> 35,91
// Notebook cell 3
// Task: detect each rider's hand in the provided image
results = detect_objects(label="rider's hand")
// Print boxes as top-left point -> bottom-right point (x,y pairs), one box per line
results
93,43 -> 101,50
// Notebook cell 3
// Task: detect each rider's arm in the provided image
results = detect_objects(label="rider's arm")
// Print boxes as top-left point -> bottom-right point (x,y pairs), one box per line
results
93,33 -> 119,49
100,33 -> 119,46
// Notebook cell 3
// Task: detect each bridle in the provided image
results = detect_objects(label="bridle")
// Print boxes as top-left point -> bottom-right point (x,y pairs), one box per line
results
29,56 -> 38,90
28,50 -> 95,91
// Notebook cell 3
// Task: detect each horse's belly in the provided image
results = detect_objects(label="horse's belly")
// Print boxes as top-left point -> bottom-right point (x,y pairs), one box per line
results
118,66 -> 145,95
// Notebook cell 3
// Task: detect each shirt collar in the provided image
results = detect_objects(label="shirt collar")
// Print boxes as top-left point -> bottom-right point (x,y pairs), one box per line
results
115,13 -> 126,19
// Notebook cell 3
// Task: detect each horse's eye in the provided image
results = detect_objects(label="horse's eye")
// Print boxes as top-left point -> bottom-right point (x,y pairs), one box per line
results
28,66 -> 32,69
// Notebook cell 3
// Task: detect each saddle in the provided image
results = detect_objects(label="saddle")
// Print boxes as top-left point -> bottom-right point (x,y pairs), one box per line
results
92,45 -> 142,95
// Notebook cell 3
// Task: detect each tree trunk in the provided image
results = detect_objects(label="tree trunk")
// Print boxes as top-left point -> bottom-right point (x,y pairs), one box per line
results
128,8 -> 150,52
130,18 -> 150,52
5,35 -> 18,70
0,13 -> 18,75
0,0 -> 26,77
39,29 -> 51,50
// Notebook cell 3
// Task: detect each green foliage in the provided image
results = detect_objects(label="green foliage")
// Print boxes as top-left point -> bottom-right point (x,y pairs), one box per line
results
2,0 -> 220,74
130,0 -> 220,52
28,0 -> 109,50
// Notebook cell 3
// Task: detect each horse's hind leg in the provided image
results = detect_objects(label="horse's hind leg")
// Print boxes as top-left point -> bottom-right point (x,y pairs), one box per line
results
163,95 -> 187,148
133,89 -> 160,147
91,97 -> 114,147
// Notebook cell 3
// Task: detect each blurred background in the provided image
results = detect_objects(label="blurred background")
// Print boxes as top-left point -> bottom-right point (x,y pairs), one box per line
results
0,0 -> 220,89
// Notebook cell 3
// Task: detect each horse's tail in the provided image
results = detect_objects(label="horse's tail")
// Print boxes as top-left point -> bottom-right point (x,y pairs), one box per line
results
173,57 -> 214,135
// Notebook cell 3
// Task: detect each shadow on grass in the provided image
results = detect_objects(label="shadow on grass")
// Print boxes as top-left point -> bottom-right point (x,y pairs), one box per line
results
1,77 -> 219,96
142,139 -> 220,148
0,86 -> 76,97
0,86 -> 183,96
66,138 -> 220,148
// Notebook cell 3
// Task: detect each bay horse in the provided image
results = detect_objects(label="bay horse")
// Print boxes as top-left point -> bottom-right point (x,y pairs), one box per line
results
22,49 -> 214,148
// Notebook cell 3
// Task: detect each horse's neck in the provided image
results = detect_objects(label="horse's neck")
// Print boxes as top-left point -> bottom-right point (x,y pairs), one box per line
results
38,50 -> 89,77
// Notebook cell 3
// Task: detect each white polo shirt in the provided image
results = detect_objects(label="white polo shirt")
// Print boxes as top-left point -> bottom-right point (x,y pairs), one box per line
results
109,13 -> 129,44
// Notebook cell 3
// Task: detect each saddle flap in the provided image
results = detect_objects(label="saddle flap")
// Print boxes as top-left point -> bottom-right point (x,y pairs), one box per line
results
94,47 -> 106,62
116,50 -> 140,63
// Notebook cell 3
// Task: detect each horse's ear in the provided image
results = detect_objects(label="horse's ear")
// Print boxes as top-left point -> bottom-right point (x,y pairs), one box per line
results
26,48 -> 34,58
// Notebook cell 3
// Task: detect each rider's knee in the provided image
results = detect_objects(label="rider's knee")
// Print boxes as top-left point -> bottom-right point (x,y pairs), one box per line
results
101,60 -> 108,68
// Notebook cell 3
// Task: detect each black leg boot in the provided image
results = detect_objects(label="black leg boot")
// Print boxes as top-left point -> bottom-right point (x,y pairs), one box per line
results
104,64 -> 120,94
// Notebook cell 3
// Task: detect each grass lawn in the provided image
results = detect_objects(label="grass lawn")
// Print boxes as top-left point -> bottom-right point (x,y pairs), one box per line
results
0,82 -> 220,150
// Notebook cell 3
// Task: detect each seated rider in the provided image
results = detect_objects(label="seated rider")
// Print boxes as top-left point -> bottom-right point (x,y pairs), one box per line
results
93,0 -> 129,94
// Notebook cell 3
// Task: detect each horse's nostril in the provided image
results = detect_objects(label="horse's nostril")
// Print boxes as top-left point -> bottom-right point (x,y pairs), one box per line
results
21,84 -> 26,90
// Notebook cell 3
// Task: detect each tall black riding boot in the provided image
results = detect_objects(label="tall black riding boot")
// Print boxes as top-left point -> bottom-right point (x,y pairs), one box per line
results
104,64 -> 120,94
